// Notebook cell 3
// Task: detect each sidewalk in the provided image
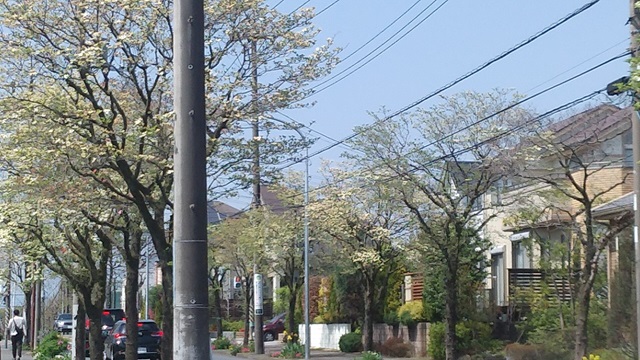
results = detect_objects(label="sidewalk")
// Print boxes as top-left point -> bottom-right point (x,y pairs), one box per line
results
0,345 -> 33,360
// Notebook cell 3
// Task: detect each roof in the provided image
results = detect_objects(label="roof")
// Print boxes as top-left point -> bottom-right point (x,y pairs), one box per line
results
260,184 -> 302,214
549,104 -> 630,147
444,160 -> 482,189
207,201 -> 241,224
592,192 -> 633,219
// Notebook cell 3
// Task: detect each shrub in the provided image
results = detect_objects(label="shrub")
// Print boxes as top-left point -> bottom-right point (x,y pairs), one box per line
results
374,337 -> 413,358
280,342 -> 305,358
34,331 -> 69,359
339,332 -> 363,353
383,311 -> 399,326
396,301 -> 424,327
504,343 -> 556,360
358,351 -> 383,360
229,344 -> 242,356
312,315 -> 325,324
591,348 -> 631,360
212,337 -> 232,350
429,321 -> 499,360
222,319 -> 244,332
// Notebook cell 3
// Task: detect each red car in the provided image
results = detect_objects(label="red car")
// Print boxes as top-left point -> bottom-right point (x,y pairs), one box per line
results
262,313 -> 286,342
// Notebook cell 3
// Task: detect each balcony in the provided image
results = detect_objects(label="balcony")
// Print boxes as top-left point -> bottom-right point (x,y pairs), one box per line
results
508,268 -> 571,305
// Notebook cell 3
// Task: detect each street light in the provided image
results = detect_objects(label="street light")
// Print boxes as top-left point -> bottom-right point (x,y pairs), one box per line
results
266,116 -> 310,359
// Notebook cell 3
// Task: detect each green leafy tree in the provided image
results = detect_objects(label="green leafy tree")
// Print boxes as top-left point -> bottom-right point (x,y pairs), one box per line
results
211,210 -> 267,345
345,90 -> 532,360
310,164 -> 408,351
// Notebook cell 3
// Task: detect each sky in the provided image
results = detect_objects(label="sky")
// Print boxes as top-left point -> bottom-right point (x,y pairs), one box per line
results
222,0 -> 630,209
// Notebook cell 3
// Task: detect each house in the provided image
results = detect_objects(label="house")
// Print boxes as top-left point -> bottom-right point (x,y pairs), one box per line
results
592,191 -> 634,346
482,104 -> 633,308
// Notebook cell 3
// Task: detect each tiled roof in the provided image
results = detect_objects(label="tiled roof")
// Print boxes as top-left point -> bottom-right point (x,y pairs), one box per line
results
592,192 -> 633,219
549,105 -> 630,146
207,201 -> 241,224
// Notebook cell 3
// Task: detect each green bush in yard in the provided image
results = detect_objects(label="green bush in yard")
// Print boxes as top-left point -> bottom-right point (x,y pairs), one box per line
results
339,332 -> 363,353
428,321 -> 499,360
222,319 -> 244,332
396,301 -> 424,327
212,336 -> 232,350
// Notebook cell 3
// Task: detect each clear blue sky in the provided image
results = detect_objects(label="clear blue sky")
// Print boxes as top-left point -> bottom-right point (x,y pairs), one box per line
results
223,0 -> 630,209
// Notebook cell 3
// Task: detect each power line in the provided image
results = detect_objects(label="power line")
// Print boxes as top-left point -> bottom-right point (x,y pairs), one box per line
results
289,0 -> 312,15
255,87 -> 607,212
399,51 -> 630,160
525,37 -> 629,95
309,88 -> 606,202
309,0 -> 448,94
273,110 -> 358,153
287,0 -> 602,161
315,0 -> 341,17
275,49 -> 623,193
338,0 -> 424,65
220,88 -> 607,215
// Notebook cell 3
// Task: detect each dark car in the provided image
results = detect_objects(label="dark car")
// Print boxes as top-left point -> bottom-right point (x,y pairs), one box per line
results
263,313 -> 286,342
54,313 -> 72,334
104,319 -> 163,360
85,309 -> 126,356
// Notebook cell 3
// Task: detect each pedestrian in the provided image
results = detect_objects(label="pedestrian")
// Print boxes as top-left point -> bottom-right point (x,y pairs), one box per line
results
8,309 -> 26,360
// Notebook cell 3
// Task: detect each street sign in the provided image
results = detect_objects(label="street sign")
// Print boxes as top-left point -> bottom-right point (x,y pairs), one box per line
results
254,274 -> 263,313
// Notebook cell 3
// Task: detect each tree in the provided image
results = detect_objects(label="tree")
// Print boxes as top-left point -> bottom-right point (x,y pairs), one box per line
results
506,104 -> 633,359
345,90 -> 532,359
260,177 -> 311,334
211,211 -> 267,345
310,164 -> 408,351
0,1 -> 338,358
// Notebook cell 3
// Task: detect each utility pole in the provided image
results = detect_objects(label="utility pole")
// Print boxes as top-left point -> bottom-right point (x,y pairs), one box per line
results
250,39 -> 265,355
173,0 -> 208,357
630,1 -> 640,359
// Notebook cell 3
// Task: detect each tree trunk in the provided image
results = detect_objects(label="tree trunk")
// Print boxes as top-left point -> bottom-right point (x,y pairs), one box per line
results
74,300 -> 86,360
159,261 -> 173,360
244,278 -> 252,345
288,285 -> 297,333
23,288 -> 32,347
213,285 -> 224,338
444,276 -> 458,360
86,302 -> 107,360
124,256 -> 140,360
573,283 -> 591,360
362,280 -> 375,352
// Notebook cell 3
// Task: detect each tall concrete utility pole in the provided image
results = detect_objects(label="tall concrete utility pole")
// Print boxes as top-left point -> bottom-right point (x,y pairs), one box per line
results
173,0 -> 209,357
630,1 -> 640,359
250,39 -> 265,355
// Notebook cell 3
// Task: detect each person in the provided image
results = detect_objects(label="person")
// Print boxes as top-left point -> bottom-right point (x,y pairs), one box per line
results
8,309 -> 26,360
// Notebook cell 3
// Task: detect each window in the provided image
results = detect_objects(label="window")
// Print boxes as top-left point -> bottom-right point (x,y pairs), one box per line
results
512,241 -> 531,269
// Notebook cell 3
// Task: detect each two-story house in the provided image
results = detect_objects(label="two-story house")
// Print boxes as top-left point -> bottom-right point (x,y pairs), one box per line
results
483,104 -> 633,309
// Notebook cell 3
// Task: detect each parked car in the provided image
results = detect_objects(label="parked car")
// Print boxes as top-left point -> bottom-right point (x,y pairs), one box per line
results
263,313 -> 286,342
85,309 -> 126,356
104,319 -> 163,360
54,313 -> 72,334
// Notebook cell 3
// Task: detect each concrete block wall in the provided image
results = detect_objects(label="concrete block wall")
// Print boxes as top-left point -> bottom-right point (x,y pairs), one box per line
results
371,323 -> 430,356
298,323 -> 351,350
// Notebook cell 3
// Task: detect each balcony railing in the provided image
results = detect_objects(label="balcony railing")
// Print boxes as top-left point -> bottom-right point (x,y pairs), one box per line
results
508,268 -> 571,304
